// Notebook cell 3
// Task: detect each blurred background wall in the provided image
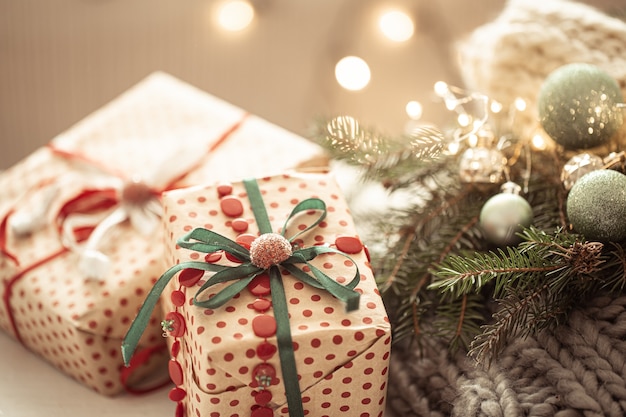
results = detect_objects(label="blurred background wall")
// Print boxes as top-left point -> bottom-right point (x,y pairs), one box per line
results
0,0 -> 621,169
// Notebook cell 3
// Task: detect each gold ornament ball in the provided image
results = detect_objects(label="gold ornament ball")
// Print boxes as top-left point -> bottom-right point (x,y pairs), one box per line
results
538,63 -> 623,149
566,169 -> 626,242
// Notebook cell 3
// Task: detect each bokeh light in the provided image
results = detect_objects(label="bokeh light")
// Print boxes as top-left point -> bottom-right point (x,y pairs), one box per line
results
335,56 -> 371,91
406,101 -> 423,120
217,0 -> 254,32
379,10 -> 414,42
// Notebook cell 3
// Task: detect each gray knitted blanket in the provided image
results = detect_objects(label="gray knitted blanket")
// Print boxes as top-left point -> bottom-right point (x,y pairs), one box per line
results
386,296 -> 626,417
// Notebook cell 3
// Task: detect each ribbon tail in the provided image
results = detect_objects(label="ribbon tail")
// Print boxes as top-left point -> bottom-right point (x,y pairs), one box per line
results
281,264 -> 325,290
286,246 -> 361,311
193,263 -> 262,309
78,206 -> 129,280
307,262 -> 361,312
144,198 -> 164,217
128,202 -> 162,236
0,210 -> 19,266
121,261 -> 212,366
8,181 -> 59,237
268,265 -> 305,417
61,211 -> 109,251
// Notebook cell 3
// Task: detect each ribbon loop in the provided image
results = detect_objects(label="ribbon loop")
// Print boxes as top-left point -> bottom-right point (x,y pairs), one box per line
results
177,228 -> 250,262
282,198 -> 327,242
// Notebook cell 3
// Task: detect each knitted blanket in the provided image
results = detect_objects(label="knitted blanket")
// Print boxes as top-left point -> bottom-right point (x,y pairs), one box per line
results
386,296 -> 626,417
385,2 -> 626,416
457,0 -> 626,138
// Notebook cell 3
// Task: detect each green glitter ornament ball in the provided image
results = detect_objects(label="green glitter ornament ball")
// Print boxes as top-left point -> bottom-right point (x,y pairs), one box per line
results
480,193 -> 533,246
566,169 -> 626,242
538,63 -> 624,149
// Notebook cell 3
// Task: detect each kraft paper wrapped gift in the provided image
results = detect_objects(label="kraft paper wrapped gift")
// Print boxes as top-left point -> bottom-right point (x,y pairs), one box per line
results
0,72 -> 324,395
123,172 -> 391,417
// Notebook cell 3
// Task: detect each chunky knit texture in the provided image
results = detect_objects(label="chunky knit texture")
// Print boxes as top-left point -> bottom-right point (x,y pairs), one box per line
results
457,0 -> 626,139
386,296 -> 626,417
386,2 -> 626,416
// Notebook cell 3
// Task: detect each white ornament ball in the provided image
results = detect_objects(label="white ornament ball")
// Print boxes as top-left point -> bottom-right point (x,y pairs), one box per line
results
480,193 -> 533,246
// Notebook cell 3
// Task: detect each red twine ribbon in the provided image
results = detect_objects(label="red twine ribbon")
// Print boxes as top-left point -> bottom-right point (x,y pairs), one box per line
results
0,115 -> 247,393
0,209 -> 19,266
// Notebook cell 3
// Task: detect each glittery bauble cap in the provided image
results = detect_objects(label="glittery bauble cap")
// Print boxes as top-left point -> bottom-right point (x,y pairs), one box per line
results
538,63 -> 624,149
249,233 -> 293,269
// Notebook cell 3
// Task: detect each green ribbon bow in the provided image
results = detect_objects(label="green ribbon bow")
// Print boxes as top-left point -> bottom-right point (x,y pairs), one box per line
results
122,178 -> 361,417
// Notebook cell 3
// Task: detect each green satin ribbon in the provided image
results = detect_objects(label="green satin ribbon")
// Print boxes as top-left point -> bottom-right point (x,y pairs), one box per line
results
121,178 -> 361,417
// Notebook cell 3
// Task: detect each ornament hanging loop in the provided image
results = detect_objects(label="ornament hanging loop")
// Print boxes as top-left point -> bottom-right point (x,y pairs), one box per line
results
500,181 -> 522,195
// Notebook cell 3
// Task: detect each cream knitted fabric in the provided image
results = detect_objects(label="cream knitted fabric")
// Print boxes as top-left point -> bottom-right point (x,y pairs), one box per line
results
457,0 -> 626,138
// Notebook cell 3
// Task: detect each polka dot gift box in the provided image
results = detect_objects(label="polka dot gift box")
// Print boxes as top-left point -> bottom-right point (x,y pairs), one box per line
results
123,172 -> 391,417
0,72 -> 323,395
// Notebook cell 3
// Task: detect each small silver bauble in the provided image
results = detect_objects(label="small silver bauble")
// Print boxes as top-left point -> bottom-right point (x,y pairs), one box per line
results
561,153 -> 604,190
459,147 -> 507,184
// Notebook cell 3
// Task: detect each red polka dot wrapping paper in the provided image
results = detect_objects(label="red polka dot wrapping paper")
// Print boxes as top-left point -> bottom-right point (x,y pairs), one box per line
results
0,72 -> 324,396
161,173 -> 391,417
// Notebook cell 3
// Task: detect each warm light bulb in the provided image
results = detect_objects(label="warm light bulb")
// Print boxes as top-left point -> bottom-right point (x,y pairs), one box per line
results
447,142 -> 460,155
379,10 -> 414,42
514,97 -> 527,112
218,0 -> 254,32
406,101 -> 423,120
434,81 -> 448,97
335,56 -> 371,91
532,133 -> 547,150
490,101 -> 503,114
457,113 -> 471,127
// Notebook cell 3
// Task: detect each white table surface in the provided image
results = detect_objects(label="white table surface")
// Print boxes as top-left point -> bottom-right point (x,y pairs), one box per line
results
0,331 -> 173,417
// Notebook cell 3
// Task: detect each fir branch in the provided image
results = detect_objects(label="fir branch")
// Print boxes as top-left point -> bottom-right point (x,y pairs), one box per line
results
429,246 -> 560,298
379,226 -> 419,293
469,283 -> 556,363
379,184 -> 474,292
432,227 -> 621,361
434,293 -> 487,352
411,273 -> 434,339
603,243 -> 626,292
310,116 -> 446,185
382,186 -> 488,344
